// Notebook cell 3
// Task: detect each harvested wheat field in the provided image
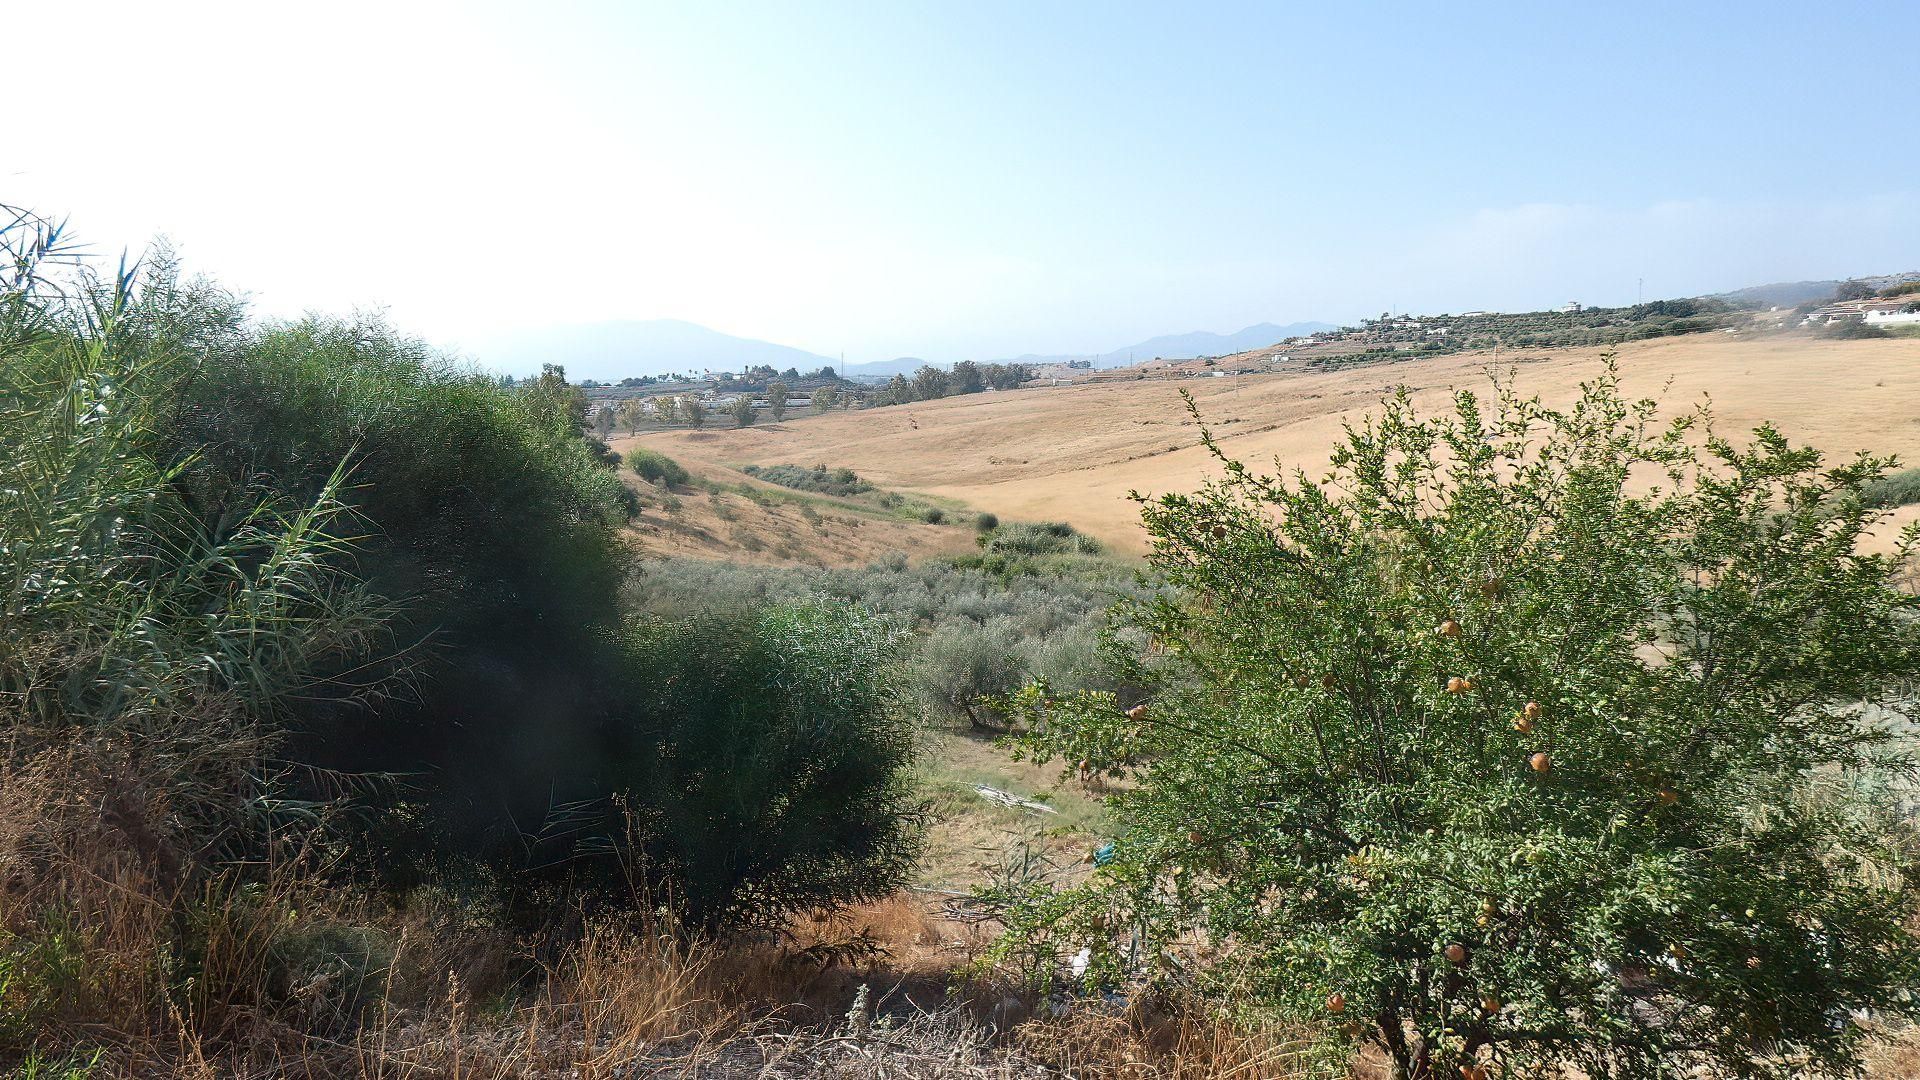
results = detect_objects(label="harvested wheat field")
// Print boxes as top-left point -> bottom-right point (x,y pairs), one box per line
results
641,333 -> 1920,555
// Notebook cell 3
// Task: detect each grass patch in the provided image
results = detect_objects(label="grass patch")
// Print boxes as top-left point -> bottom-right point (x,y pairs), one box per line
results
627,447 -> 691,487
1861,467 -> 1920,509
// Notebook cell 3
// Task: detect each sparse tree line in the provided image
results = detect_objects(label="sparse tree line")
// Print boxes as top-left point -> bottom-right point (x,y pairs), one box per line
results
871,360 -> 1034,407
587,358 -> 1035,434
591,379 -> 852,436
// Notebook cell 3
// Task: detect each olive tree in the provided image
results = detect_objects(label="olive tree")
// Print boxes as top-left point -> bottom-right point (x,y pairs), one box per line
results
997,366 -> 1920,1078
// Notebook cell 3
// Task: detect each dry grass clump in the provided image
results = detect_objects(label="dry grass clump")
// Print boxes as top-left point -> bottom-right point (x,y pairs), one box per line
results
1010,1004 -> 1317,1080
1866,1022 -> 1920,1078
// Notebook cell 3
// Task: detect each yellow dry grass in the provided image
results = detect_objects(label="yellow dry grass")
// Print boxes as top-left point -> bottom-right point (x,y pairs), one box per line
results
640,333 -> 1920,557
608,435 -> 981,567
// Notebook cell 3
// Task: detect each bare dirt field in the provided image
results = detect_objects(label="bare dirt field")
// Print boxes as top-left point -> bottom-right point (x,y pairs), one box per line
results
636,333 -> 1920,556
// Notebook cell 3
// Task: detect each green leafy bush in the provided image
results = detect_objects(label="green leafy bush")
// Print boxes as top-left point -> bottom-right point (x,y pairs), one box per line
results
999,369 -> 1920,1078
157,315 -> 639,879
975,512 -> 1000,532
1859,466 -> 1920,509
920,506 -> 947,524
627,447 -> 691,487
911,619 -> 1030,729
983,521 -> 1104,557
610,604 -> 922,930
740,462 -> 872,496
0,225 -> 392,845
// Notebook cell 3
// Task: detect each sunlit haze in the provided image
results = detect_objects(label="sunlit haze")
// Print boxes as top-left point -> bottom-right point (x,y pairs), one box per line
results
9,0 -> 1916,365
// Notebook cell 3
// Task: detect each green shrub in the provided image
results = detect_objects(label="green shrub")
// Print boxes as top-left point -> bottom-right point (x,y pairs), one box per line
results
1858,466 -> 1920,509
975,512 -> 1000,532
156,315 -> 638,882
609,604 -> 921,930
1,222 -> 393,846
920,507 -> 946,524
998,370 -> 1920,1078
982,520 -> 1104,556
740,463 -> 873,497
0,210 -> 404,1051
627,447 -> 691,487
911,619 -> 1029,729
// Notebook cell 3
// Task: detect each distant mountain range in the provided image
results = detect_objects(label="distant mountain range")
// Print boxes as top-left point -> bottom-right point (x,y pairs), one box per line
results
475,318 -> 1336,383
1717,272 -> 1920,309
840,322 -> 1336,380
839,356 -> 933,379
987,322 -> 1336,371
473,319 -> 838,382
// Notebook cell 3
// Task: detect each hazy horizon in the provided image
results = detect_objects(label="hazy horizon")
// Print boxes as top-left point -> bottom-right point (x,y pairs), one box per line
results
7,0 -> 1916,365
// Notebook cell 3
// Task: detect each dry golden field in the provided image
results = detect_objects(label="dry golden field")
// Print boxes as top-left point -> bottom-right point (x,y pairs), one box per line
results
634,333 -> 1920,556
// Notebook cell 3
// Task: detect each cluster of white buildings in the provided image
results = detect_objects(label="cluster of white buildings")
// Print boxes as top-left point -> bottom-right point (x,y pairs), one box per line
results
1801,297 -> 1920,328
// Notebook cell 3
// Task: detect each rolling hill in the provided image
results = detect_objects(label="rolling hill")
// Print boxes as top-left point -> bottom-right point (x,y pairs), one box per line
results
637,333 -> 1920,559
473,319 -> 838,382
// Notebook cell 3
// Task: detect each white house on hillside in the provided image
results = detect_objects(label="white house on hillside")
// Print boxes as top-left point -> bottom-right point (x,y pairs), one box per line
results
1802,298 -> 1920,327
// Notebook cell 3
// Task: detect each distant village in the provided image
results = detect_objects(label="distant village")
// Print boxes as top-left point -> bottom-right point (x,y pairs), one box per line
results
571,278 -> 1920,432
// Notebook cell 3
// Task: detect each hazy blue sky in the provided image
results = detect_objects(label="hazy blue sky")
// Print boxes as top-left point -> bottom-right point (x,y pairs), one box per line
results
8,1 -> 1916,363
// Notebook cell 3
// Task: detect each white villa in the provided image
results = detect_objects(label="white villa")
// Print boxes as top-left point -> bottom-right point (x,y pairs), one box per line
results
1802,297 -> 1920,327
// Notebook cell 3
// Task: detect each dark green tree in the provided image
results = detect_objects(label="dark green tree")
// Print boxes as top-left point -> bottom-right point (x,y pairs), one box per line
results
951,360 -> 985,395
912,364 -> 951,400
885,373 -> 914,406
